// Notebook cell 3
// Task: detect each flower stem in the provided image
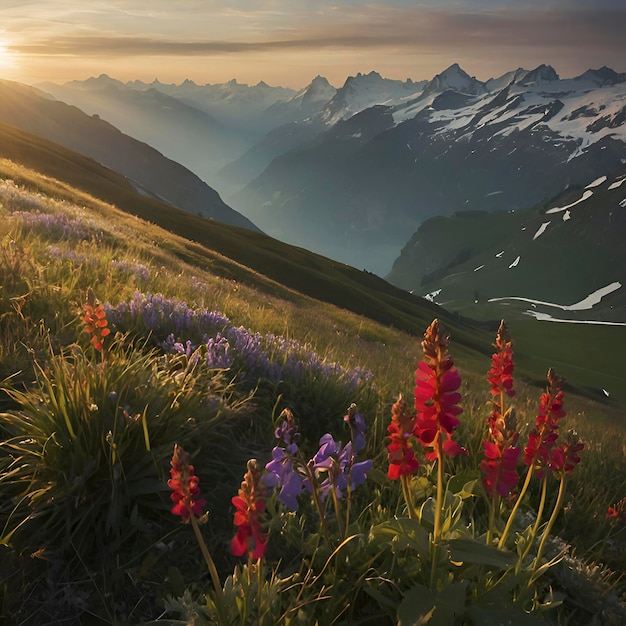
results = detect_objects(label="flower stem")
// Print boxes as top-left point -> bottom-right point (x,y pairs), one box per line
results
190,513 -> 227,621
520,475 -> 548,564
401,474 -> 417,520
531,474 -> 566,581
430,433 -> 445,589
498,461 -> 534,549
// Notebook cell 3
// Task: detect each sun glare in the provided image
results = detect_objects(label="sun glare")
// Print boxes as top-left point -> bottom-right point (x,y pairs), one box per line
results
0,41 -> 17,72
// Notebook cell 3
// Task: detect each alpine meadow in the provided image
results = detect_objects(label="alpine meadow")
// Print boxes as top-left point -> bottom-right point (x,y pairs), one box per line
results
0,26 -> 625,626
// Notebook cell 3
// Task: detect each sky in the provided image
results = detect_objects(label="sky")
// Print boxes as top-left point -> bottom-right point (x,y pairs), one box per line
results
0,1 -> 624,88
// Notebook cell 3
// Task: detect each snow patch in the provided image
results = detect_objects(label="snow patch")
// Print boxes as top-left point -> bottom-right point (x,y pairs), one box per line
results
524,311 -> 626,326
489,281 -> 621,311
509,256 -> 520,268
532,222 -> 551,240
423,289 -> 441,302
585,176 -> 607,189
546,190 -> 593,214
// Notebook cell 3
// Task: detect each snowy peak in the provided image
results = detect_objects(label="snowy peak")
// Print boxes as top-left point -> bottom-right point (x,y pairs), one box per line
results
423,63 -> 486,96
322,71 -> 424,123
485,68 -> 529,93
573,66 -> 626,88
515,64 -> 559,86
299,76 -> 337,106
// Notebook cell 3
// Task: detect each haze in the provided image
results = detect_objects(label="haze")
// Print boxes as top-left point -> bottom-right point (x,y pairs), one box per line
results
1,1 -> 624,88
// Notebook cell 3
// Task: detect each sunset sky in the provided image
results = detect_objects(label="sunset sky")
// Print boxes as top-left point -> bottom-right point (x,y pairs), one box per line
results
1,1 -> 624,88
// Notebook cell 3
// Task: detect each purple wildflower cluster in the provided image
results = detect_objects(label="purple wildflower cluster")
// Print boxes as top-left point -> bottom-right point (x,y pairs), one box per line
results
0,180 -> 49,213
11,210 -> 103,242
264,408 -> 372,510
45,246 -> 90,266
111,259 -> 150,283
106,291 -> 373,391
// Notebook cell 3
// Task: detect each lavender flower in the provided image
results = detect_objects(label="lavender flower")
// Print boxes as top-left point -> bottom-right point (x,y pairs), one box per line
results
312,434 -> 372,500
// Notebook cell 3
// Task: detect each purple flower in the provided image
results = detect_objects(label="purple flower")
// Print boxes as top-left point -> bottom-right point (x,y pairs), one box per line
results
312,434 -> 372,500
264,447 -> 306,510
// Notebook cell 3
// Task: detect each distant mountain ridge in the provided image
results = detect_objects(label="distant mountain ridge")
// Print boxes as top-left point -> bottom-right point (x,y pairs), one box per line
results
386,165 -> 626,324
229,63 -> 626,275
25,63 -> 626,281
0,78 -> 257,231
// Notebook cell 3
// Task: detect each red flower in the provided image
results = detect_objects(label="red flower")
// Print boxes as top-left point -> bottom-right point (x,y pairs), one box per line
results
387,395 -> 419,480
549,430 -> 584,475
82,288 -> 111,351
487,320 -> 516,399
523,369 -> 566,473
414,320 -> 465,460
232,459 -> 268,559
481,441 -> 521,498
168,444 -> 206,523
607,497 -> 626,524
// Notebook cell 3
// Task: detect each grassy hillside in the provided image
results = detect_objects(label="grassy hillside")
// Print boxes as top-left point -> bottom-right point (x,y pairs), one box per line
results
1,120 -> 623,410
0,156 -> 624,624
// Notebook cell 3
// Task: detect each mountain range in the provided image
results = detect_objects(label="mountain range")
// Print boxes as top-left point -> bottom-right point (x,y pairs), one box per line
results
1,62 -> 624,326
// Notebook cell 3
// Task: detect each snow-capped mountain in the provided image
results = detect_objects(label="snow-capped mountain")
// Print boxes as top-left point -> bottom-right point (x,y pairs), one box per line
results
321,71 -> 426,125
233,64 -> 626,275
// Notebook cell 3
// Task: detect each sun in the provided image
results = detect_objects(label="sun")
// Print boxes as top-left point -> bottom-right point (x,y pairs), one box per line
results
0,40 -> 17,72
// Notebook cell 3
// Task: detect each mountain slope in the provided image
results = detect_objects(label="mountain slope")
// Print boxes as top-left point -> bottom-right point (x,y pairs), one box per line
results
2,125 -> 625,406
0,78 -> 257,230
387,165 -> 626,324
0,119 -> 482,349
37,75 -> 250,182
232,64 -> 626,275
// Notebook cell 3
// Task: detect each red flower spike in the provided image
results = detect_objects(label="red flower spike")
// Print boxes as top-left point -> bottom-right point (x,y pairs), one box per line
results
550,430 -> 584,475
82,288 -> 111,351
387,395 -> 419,480
487,320 -> 516,399
523,369 -> 567,474
231,459 -> 268,559
414,319 -> 466,458
168,444 -> 207,523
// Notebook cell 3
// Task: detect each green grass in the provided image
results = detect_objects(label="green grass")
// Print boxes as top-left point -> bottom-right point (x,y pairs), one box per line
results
0,147 -> 624,623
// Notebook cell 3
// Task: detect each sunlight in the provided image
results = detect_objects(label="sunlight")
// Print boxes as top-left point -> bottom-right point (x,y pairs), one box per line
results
0,40 -> 17,71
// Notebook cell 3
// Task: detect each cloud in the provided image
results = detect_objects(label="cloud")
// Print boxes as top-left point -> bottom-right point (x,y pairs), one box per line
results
11,7 -> 625,60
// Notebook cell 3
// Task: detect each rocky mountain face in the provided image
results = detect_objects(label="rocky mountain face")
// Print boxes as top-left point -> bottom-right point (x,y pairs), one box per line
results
0,78 -> 259,231
231,64 -> 626,275
387,165 -> 626,323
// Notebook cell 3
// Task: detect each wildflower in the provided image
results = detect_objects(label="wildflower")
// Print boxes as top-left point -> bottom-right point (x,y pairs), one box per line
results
481,321 -> 521,498
264,409 -> 307,510
344,403 -> 367,454
82,288 -> 111,351
386,395 -> 419,480
168,444 -> 206,523
481,442 -> 521,498
232,459 -> 268,559
487,320 -> 516,398
607,497 -> 626,524
523,369 -> 566,474
414,319 -> 466,459
312,434 -> 372,500
549,429 -> 584,476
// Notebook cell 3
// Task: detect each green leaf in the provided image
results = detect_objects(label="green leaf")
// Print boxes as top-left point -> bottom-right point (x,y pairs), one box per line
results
467,606 -> 550,625
398,581 -> 469,626
447,470 -> 480,499
397,584 -> 435,626
369,518 -> 430,558
448,538 -> 516,569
